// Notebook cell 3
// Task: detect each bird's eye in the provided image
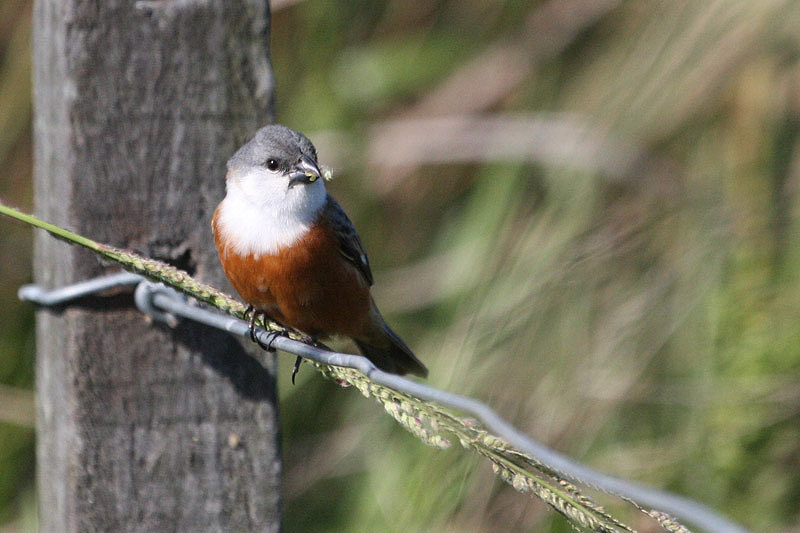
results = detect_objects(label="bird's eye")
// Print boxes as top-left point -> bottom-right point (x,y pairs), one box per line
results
266,159 -> 279,171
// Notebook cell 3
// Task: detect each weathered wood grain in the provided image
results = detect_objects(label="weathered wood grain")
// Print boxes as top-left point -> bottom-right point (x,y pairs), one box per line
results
32,1 -> 279,530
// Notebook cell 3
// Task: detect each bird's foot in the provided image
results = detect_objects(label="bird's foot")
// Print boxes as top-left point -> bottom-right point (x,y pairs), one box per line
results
244,306 -> 287,352
290,336 -> 331,385
244,305 -> 260,344
290,334 -> 314,384
291,356 -> 303,385
256,328 -> 287,352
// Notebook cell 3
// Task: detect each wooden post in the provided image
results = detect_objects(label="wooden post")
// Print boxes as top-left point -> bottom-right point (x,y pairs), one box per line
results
32,1 -> 279,531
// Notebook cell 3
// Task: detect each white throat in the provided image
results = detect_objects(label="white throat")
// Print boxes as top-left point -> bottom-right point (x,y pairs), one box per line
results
216,166 -> 327,256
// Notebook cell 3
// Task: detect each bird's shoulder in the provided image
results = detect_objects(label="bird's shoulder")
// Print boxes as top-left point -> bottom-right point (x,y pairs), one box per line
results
321,195 -> 374,286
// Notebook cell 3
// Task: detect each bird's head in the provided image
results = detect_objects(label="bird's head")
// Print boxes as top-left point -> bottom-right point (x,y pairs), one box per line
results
225,124 -> 327,213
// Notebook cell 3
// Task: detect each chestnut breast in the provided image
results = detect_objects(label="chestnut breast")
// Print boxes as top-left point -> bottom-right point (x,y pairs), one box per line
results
213,207 -> 372,338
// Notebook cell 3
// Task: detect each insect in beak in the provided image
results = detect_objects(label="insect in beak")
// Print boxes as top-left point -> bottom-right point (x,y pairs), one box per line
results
288,155 -> 321,189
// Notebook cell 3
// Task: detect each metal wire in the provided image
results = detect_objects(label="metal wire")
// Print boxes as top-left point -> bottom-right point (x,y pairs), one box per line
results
20,273 -> 749,533
17,271 -> 143,305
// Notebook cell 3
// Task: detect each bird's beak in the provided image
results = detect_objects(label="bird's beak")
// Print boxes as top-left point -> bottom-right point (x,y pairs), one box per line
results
287,155 -> 322,189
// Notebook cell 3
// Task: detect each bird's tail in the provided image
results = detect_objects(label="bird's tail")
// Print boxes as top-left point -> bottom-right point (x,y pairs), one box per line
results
354,310 -> 428,377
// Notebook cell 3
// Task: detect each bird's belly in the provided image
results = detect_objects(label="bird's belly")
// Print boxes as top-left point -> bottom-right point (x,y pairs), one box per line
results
217,226 -> 371,338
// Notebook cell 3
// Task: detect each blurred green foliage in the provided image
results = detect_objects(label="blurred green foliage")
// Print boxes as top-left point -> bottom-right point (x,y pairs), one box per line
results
3,0 -> 800,531
0,0 -> 35,530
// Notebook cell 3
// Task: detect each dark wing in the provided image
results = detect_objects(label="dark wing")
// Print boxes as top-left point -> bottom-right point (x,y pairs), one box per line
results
325,195 -> 374,286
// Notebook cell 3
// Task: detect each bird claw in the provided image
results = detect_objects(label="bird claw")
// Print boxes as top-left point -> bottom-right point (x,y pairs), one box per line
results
290,338 -> 331,385
255,328 -> 288,353
244,305 -> 259,343
291,356 -> 303,384
242,307 -> 325,385
250,329 -> 289,352
244,306 -> 287,352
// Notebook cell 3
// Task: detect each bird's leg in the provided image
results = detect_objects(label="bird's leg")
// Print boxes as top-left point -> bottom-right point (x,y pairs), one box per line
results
243,307 -> 324,383
290,336 -> 332,384
290,332 -> 312,384
258,329 -> 288,352
291,356 -> 303,384
244,306 -> 288,352
244,305 -> 259,344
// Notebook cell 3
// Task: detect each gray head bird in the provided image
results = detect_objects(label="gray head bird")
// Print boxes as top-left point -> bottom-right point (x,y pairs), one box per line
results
213,124 -> 428,378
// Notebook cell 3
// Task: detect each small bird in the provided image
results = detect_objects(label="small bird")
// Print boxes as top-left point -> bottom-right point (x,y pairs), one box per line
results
212,125 -> 428,378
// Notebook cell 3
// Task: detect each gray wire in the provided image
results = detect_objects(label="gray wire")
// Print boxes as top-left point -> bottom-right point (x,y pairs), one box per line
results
17,271 -> 142,305
20,274 -> 749,533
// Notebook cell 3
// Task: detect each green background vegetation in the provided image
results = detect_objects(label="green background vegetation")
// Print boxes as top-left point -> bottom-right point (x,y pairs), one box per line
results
2,0 -> 800,531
